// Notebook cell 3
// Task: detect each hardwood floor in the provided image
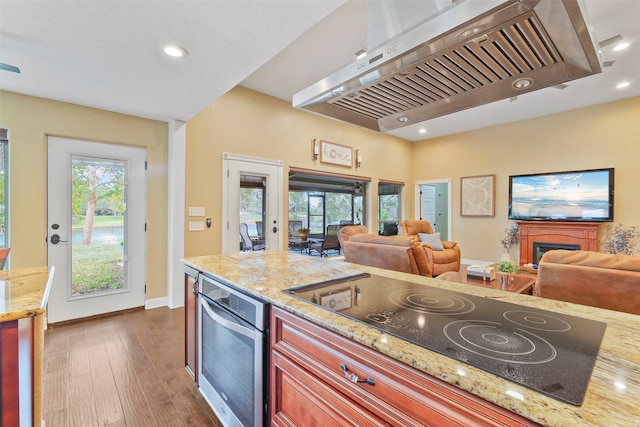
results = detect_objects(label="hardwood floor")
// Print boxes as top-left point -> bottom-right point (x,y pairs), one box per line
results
42,307 -> 221,427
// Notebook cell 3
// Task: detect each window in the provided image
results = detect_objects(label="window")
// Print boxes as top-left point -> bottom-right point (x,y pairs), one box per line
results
378,181 -> 403,235
0,129 -> 8,249
308,194 -> 325,234
326,193 -> 357,225
288,169 -> 369,236
288,191 -> 308,228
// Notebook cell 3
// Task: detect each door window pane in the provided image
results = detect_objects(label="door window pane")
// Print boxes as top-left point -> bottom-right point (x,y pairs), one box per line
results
240,175 -> 266,239
71,157 -> 125,296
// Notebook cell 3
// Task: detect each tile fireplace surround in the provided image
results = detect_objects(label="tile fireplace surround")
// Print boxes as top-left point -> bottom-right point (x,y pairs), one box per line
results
517,221 -> 600,265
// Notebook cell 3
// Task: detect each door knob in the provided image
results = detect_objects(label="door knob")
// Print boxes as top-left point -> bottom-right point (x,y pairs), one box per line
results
50,234 -> 68,244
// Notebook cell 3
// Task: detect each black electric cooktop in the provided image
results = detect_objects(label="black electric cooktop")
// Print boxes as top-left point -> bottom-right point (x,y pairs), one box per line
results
285,273 -> 606,405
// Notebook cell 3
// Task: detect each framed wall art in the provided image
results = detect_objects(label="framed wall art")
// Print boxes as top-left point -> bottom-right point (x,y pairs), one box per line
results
460,174 -> 495,217
320,140 -> 353,168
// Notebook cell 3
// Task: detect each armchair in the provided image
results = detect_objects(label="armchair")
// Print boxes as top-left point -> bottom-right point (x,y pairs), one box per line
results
398,220 -> 461,276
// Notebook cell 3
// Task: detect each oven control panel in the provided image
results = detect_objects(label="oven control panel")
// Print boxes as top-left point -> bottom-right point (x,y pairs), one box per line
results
199,274 -> 268,331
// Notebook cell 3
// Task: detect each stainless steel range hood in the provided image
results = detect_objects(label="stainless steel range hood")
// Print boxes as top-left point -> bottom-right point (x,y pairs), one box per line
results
293,0 -> 602,132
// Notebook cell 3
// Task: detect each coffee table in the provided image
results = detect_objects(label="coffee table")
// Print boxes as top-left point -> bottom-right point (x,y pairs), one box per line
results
436,270 -> 535,294
288,237 -> 312,254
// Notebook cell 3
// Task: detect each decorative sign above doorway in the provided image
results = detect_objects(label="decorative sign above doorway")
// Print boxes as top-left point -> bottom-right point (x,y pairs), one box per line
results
320,140 -> 353,168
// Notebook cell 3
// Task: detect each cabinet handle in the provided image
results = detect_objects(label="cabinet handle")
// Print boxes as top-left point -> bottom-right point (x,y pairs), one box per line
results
340,363 -> 375,386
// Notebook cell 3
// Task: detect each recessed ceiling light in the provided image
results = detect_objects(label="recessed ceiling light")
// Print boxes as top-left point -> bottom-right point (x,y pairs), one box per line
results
398,116 -> 409,122
616,81 -> 630,89
355,49 -> 367,59
419,128 -> 427,134
512,77 -> 533,90
163,45 -> 188,58
613,42 -> 630,51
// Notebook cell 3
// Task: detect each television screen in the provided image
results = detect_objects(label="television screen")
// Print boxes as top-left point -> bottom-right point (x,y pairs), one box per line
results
508,168 -> 614,221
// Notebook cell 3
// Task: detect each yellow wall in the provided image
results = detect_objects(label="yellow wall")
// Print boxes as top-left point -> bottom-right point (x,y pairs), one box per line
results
185,86 -> 413,256
3,86 -> 637,301
187,88 -> 639,262
0,91 -> 169,299
411,96 -> 640,262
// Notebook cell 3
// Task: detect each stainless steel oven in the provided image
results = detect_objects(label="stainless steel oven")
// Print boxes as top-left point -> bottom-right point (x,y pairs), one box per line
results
198,274 -> 268,426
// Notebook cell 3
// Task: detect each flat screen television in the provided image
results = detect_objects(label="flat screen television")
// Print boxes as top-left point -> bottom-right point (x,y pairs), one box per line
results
508,168 -> 614,222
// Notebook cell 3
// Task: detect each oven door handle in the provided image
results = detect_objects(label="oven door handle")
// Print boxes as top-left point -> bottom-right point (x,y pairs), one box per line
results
201,298 -> 256,339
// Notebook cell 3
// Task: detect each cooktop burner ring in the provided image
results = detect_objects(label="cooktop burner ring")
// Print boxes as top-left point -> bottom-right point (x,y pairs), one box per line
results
443,320 -> 557,364
503,310 -> 572,332
388,289 -> 475,315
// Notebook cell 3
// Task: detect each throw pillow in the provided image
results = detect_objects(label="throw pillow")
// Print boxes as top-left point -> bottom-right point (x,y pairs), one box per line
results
397,224 -> 406,235
418,232 -> 444,251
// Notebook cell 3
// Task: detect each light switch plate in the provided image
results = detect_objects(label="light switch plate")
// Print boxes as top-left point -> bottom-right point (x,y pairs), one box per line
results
189,207 -> 205,217
188,221 -> 205,231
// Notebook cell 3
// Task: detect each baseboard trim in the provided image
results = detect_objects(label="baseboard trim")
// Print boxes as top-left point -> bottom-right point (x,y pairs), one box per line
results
48,306 -> 144,328
145,296 -> 168,310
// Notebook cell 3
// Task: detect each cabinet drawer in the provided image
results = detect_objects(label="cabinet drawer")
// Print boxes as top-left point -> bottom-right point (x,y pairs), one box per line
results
272,307 -> 539,427
271,350 -> 389,427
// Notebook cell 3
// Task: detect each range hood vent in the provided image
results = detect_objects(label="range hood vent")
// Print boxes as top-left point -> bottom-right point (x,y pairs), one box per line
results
293,0 -> 602,132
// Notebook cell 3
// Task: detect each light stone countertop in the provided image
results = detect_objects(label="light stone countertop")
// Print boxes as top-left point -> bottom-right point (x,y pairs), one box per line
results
0,266 -> 54,322
183,251 -> 640,427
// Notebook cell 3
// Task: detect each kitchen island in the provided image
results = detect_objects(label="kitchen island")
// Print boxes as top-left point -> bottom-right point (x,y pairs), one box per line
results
1,266 -> 55,427
183,251 -> 639,426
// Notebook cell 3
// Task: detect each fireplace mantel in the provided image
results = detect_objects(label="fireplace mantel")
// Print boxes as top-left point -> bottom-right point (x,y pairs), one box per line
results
517,221 -> 600,265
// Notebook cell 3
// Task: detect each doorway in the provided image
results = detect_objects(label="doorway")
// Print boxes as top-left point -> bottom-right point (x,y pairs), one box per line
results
222,153 -> 283,254
47,137 -> 147,323
416,179 -> 451,240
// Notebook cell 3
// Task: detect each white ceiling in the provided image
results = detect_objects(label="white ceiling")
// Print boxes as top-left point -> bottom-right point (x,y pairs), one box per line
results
1,1 -> 638,142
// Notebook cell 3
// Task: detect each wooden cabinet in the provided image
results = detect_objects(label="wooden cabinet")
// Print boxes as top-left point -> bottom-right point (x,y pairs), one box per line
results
1,320 -> 20,426
270,306 -> 540,427
184,266 -> 199,382
1,314 -> 46,427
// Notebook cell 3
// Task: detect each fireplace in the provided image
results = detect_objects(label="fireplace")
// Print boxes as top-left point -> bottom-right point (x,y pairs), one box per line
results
532,242 -> 580,264
518,221 -> 600,265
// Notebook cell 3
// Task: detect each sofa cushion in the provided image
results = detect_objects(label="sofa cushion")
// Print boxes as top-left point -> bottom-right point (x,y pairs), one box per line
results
418,232 -> 444,250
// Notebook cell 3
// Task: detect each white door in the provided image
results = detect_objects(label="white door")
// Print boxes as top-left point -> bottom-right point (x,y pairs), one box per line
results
222,153 -> 283,254
420,185 -> 437,226
47,137 -> 147,323
416,179 -> 452,240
